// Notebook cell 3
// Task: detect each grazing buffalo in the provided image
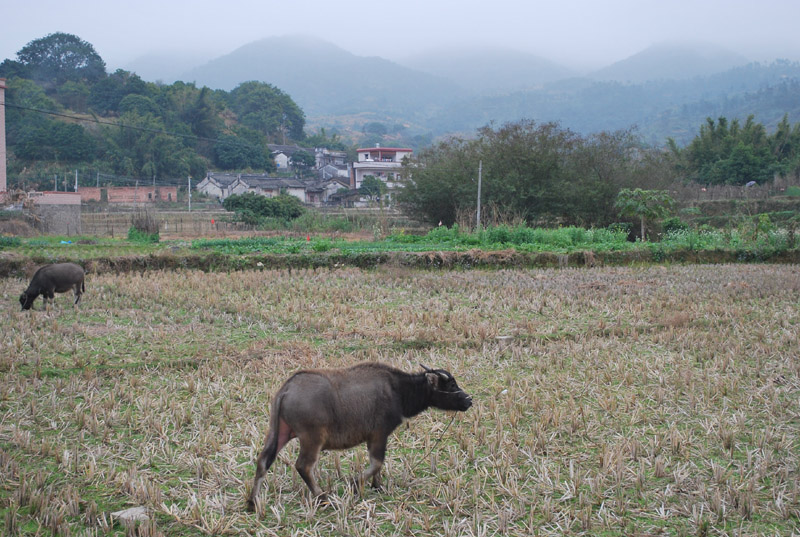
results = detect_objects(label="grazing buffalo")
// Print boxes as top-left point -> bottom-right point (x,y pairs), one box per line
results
247,362 -> 472,509
19,263 -> 85,311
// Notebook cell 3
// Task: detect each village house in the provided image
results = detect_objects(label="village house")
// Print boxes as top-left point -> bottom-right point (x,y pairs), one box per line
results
195,174 -> 238,201
267,144 -> 309,171
315,147 -> 348,168
228,175 -> 307,201
318,163 -> 351,182
351,144 -> 412,199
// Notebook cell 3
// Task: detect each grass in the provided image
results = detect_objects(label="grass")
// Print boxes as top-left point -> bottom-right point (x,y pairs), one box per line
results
0,264 -> 798,535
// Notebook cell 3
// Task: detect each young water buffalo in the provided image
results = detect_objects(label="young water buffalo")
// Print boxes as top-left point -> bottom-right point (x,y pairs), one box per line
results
19,263 -> 85,310
247,362 -> 472,509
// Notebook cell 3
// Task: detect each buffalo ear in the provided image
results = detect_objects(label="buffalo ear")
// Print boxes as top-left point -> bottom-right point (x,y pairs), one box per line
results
425,372 -> 440,388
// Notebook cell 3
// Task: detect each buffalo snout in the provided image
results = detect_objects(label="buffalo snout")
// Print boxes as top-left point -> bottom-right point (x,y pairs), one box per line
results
19,293 -> 33,311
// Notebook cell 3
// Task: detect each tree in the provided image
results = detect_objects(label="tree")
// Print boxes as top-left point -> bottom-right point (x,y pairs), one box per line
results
614,188 -> 675,240
16,33 -> 106,90
89,69 -> 148,114
290,150 -> 316,177
398,119 -> 660,227
99,110 -> 194,178
674,115 -> 792,185
304,128 -> 348,151
359,175 -> 386,200
228,81 -> 305,142
213,135 -> 272,171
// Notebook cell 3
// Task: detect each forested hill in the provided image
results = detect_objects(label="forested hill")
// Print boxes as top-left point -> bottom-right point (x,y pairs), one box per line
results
0,33 -> 318,187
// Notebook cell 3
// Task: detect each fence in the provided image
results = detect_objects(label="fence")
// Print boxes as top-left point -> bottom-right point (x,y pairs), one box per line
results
670,174 -> 800,204
81,210 -> 253,238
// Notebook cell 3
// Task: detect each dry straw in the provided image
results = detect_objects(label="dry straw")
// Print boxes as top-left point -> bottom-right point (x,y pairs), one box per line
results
0,264 -> 798,535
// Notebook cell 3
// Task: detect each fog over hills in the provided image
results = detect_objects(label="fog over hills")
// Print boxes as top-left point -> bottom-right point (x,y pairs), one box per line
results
397,48 -> 576,95
179,35 -> 462,120
589,41 -> 749,82
123,35 -> 800,145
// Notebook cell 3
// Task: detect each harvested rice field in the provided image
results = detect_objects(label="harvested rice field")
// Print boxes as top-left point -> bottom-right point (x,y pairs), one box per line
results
0,263 -> 799,536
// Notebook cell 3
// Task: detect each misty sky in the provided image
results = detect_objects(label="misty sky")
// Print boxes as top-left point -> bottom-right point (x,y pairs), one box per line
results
2,0 -> 800,72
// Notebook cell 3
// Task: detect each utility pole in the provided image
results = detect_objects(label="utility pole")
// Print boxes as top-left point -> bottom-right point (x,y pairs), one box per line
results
476,160 -> 482,230
96,171 -> 99,188
74,170 -> 78,192
188,176 -> 192,212
0,78 -> 7,195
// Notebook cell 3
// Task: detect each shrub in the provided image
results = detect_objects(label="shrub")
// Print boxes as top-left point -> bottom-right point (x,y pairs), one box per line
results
223,193 -> 305,224
0,236 -> 22,249
128,210 -> 159,243
784,186 -> 800,197
662,217 -> 689,235
127,226 -> 159,243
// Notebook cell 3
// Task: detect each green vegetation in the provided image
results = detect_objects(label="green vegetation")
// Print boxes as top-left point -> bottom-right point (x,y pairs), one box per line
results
186,221 -> 796,258
614,188 -> 676,240
221,192 -> 306,226
0,33 -> 309,189
126,226 -> 159,244
669,115 -> 800,185
399,121 -> 676,228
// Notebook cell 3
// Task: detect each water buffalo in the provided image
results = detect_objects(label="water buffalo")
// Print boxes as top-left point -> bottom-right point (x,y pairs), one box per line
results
19,262 -> 85,311
247,362 -> 472,509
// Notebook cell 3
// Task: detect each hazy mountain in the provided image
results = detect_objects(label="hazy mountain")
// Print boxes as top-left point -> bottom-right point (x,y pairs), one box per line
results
118,36 -> 800,147
398,48 -> 575,95
426,60 -> 800,145
590,41 -> 749,83
180,35 -> 464,120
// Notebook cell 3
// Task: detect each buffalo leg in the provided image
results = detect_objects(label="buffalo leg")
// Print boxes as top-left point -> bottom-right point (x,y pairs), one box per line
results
247,419 -> 293,511
362,435 -> 388,490
295,438 -> 325,499
74,284 -> 82,305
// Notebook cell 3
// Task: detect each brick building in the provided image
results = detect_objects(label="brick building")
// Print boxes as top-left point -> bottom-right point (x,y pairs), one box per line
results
78,186 -> 178,203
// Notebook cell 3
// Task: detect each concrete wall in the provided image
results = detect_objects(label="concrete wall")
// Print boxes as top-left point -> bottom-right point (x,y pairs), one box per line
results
31,204 -> 82,235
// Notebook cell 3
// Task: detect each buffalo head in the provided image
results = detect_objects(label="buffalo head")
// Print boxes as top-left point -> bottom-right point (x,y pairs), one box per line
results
421,364 -> 472,411
19,292 -> 35,311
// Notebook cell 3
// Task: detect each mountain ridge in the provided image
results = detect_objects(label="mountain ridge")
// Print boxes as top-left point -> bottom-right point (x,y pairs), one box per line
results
122,35 -> 800,145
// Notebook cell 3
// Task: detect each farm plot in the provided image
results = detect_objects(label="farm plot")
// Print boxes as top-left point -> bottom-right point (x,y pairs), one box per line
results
0,264 -> 798,536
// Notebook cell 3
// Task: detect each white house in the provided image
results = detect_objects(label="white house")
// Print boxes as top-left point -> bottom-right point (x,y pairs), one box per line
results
229,176 -> 307,202
195,173 -> 239,201
351,144 -> 412,200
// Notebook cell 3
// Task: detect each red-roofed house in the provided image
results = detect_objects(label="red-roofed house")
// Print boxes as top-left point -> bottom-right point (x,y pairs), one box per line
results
351,144 -> 412,194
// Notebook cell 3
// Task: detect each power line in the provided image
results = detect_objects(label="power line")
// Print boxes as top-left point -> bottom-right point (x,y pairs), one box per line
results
0,101 -> 219,143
